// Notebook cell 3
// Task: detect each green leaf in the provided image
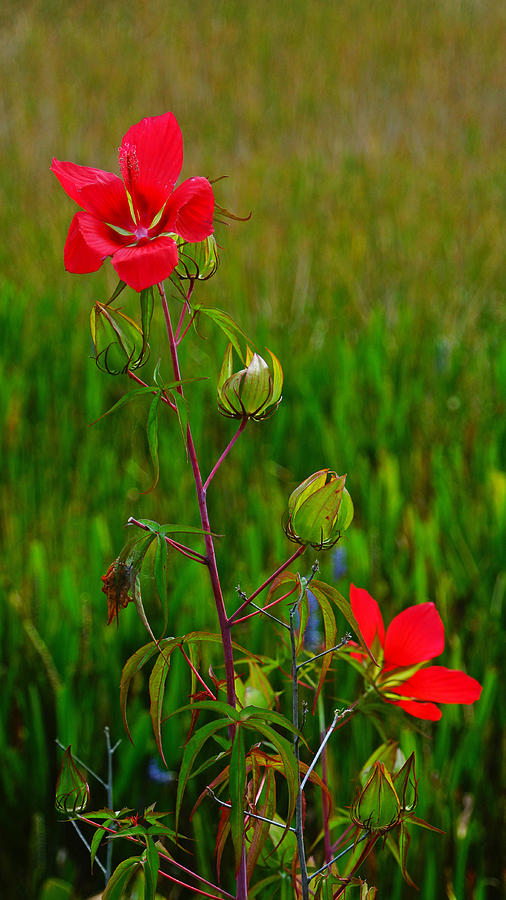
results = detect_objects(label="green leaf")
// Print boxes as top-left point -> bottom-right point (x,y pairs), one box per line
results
198,306 -> 249,362
312,580 -> 377,664
90,821 -> 112,872
152,358 -> 164,390
120,639 -> 174,743
55,746 -> 89,816
305,586 -> 337,711
90,386 -> 156,426
154,535 -> 170,632
144,391 -> 162,493
143,835 -> 160,900
244,722 -> 298,838
172,390 -> 189,458
103,857 -> 142,900
149,643 -> 179,766
140,287 -> 155,359
135,519 -> 216,537
175,717 -> 232,833
229,726 -> 246,873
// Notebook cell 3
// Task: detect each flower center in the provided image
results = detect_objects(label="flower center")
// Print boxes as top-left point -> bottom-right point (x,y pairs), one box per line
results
134,224 -> 149,245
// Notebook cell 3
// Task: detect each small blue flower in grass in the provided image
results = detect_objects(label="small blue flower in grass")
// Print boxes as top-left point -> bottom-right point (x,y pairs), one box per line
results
148,757 -> 175,784
332,544 -> 348,580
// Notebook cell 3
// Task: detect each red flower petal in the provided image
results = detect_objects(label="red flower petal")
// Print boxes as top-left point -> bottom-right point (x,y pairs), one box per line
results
119,112 -> 183,226
51,159 -> 133,229
390,666 -> 482,705
387,698 -> 442,721
383,603 -> 444,668
159,177 -> 215,242
64,212 -> 128,274
350,584 -> 385,652
111,236 -> 179,292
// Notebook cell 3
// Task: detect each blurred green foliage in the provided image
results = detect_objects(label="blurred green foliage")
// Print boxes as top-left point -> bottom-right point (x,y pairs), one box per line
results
0,0 -> 504,897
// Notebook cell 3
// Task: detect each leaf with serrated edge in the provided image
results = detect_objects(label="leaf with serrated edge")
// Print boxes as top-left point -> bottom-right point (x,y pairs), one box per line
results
243,721 -> 298,842
246,767 -> 276,883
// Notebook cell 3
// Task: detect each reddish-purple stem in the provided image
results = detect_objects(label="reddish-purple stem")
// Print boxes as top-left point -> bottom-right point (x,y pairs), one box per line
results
158,280 -> 247,898
127,369 -> 177,410
203,417 -> 248,493
178,643 -> 217,700
229,544 -> 306,621
158,281 -> 237,711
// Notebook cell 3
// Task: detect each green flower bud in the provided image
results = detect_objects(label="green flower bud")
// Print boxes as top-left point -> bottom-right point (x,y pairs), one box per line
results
217,343 -> 283,421
174,234 -> 219,280
90,287 -> 153,375
393,752 -> 418,812
285,469 -> 354,549
351,761 -> 401,833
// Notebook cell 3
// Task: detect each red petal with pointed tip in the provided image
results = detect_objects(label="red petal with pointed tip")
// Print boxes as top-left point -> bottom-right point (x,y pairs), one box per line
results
350,584 -> 385,651
64,212 -> 128,274
159,177 -> 215,242
390,666 -> 482,705
111,236 -> 179,292
387,698 -> 442,721
384,603 -> 444,668
51,159 -> 133,229
119,112 -> 183,226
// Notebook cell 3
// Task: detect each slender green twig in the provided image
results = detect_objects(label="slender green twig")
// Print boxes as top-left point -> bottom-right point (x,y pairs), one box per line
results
206,787 -> 297,832
307,831 -> 370,883
296,633 -> 352,670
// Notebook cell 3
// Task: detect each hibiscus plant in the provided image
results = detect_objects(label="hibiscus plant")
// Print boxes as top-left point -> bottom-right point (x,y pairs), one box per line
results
52,112 -> 482,900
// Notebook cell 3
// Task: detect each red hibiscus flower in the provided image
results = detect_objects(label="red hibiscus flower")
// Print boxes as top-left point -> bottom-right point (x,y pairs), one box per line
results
350,584 -> 482,721
51,112 -> 214,292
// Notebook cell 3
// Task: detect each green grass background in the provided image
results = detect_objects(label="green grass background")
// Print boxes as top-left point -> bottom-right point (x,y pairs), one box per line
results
0,0 -> 504,897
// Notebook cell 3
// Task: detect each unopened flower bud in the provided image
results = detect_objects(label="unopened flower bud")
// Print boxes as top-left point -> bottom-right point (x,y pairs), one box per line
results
90,290 -> 153,374
393,752 -> 418,812
217,343 -> 283,421
285,469 -> 354,549
174,234 -> 219,280
351,761 -> 401,833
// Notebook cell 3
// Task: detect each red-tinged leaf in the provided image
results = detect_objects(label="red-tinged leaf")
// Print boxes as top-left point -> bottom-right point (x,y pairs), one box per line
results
245,722 -> 298,843
312,580 -> 376,665
306,586 -> 337,712
175,717 -> 233,834
215,806 -> 231,882
167,698 -> 241,723
143,834 -> 160,900
266,571 -> 299,604
149,643 -> 178,766
246,767 -> 276,884
120,639 -> 173,743
102,857 -> 142,900
55,746 -> 89,816
230,726 -> 246,873
407,815 -> 444,833
143,391 -> 161,493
